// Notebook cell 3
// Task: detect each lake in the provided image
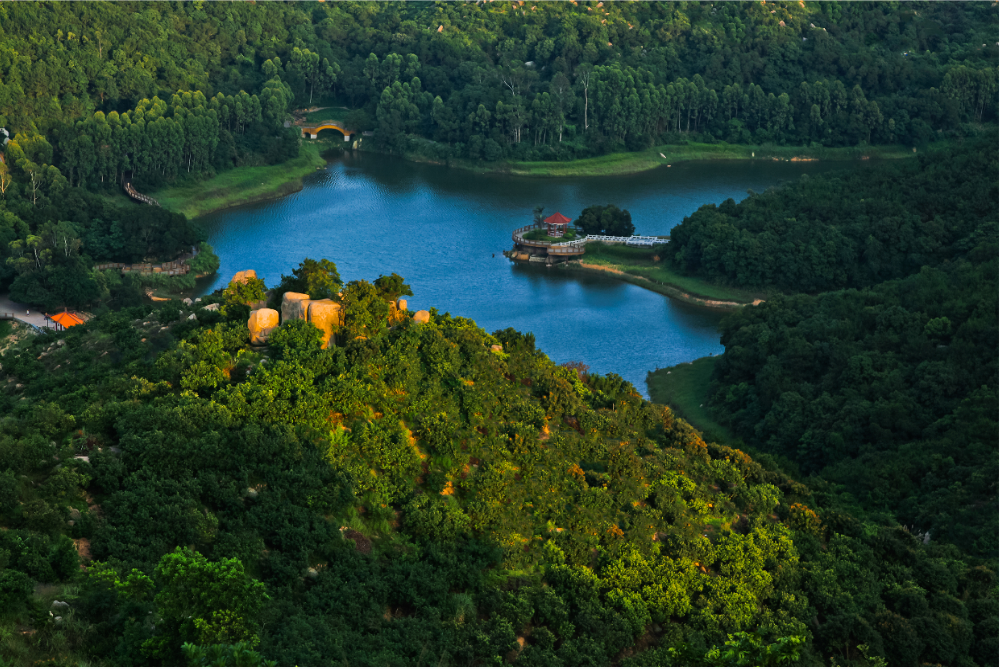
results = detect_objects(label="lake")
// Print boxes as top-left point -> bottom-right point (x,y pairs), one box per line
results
197,153 -> 844,396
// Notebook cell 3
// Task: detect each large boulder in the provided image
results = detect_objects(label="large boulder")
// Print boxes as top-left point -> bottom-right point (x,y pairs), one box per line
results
388,298 -> 409,327
281,292 -> 311,322
307,299 -> 343,349
231,269 -> 258,285
413,310 -> 430,324
248,308 -> 280,345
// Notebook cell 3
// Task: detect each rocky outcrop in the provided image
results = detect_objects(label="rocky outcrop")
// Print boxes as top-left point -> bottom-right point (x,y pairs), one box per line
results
413,310 -> 430,324
387,298 -> 410,326
231,269 -> 258,285
490,344 -> 503,353
281,292 -> 311,322
248,308 -> 280,345
307,299 -> 343,349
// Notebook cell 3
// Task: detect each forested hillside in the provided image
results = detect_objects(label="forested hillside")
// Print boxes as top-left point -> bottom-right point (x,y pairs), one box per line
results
1,1 -> 997,168
644,133 -> 998,669
0,4 -> 997,666
666,134 -> 997,292
1,267 -> 995,666
711,255 -> 997,555
659,139 -> 998,562
1,1 -> 996,310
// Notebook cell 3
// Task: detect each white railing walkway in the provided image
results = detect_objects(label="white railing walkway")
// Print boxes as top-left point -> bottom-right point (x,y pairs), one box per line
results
511,224 -> 669,259
550,234 -> 666,248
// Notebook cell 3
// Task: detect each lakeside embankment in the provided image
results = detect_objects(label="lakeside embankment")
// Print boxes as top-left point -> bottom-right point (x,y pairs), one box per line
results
150,142 -> 331,219
151,139 -> 926,218
646,356 -> 738,445
556,243 -> 767,309
402,140 -> 925,178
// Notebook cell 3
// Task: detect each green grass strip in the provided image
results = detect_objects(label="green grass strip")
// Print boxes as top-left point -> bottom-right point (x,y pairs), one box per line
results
504,141 -> 925,177
304,107 -> 353,123
151,142 -> 329,219
571,243 -> 766,304
646,356 -> 738,445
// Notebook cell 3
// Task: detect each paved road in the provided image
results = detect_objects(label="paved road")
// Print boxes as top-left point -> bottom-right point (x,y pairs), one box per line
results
0,293 -> 54,330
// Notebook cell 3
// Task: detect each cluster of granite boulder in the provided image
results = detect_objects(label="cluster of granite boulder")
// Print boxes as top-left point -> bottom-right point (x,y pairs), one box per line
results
232,270 -> 429,348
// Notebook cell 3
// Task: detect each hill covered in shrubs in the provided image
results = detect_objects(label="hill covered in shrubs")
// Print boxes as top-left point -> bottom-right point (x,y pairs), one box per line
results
0,266 -> 994,666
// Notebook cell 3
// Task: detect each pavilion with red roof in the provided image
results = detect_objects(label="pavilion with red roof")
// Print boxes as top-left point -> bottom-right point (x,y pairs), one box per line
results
544,212 -> 572,237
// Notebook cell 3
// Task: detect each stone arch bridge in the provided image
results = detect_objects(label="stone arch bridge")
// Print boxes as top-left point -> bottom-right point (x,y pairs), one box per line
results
300,121 -> 355,141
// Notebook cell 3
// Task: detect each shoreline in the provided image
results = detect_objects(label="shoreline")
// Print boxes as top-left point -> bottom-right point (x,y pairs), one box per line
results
150,142 -> 334,219
400,140 -> 926,179
153,140 -> 927,219
556,259 -> 759,310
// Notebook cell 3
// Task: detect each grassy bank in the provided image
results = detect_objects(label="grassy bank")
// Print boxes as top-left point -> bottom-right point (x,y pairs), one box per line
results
151,142 -> 330,219
399,141 -> 923,178
365,137 -> 928,178
646,356 -> 738,445
304,106 -> 352,123
563,243 -> 766,307
508,142 -> 921,177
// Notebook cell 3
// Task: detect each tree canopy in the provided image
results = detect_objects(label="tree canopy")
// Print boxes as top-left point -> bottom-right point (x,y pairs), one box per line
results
0,263 -> 995,666
574,204 -> 635,237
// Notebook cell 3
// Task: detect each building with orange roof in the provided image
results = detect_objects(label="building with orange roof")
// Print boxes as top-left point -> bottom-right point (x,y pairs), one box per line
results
47,310 -> 86,330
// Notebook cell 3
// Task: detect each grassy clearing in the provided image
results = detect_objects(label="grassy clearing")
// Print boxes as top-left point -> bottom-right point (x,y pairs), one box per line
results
304,106 -> 353,123
646,356 -> 739,445
151,142 -> 329,219
570,243 -> 766,305
504,141 -> 922,178
522,228 -> 580,242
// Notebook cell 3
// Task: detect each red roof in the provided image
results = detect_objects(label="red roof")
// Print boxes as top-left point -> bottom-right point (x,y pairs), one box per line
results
49,311 -> 86,328
544,212 -> 571,224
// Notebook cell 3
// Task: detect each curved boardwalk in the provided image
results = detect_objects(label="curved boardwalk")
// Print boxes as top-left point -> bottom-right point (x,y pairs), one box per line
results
124,181 -> 160,206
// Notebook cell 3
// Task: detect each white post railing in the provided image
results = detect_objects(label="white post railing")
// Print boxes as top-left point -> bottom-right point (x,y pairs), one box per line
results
512,225 -> 669,250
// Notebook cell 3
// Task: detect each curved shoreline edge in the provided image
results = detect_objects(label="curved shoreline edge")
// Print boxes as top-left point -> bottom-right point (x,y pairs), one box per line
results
401,140 -> 925,179
558,260 -> 758,310
153,140 -> 928,219
151,143 -> 332,219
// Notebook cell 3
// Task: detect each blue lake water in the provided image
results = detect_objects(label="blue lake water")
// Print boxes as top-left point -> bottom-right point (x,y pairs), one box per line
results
197,153 -> 845,396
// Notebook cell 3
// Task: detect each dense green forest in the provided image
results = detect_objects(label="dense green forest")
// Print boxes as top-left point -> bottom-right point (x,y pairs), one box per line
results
0,172 -> 213,310
1,265 -> 995,666
666,135 -> 997,293
662,139 -> 997,559
1,1 -> 997,310
649,135 -> 998,665
710,254 -> 997,554
0,3 -> 996,667
1,1 -> 997,169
